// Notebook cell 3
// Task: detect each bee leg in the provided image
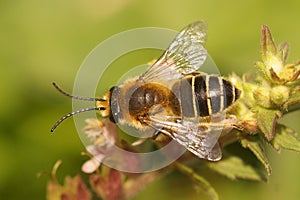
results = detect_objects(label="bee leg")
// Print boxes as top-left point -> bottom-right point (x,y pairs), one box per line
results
153,130 -> 161,137
131,129 -> 162,146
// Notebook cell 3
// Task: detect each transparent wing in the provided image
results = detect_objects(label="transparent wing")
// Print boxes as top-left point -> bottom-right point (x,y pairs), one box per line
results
146,115 -> 222,161
139,21 -> 208,82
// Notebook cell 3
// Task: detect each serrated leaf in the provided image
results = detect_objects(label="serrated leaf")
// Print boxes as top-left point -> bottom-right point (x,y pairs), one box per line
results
175,162 -> 219,200
271,124 -> 300,152
240,136 -> 272,175
207,155 -> 267,181
257,108 -> 281,141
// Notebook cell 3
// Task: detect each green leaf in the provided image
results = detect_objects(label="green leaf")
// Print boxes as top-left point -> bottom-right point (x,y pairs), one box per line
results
283,86 -> 300,109
277,42 -> 289,63
271,124 -> 300,152
240,136 -> 272,175
175,162 -> 219,200
255,61 -> 268,78
206,155 -> 267,181
261,25 -> 277,62
257,108 -> 281,141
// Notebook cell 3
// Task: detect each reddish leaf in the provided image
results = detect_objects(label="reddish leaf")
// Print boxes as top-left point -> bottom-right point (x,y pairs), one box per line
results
90,168 -> 123,200
47,176 -> 91,200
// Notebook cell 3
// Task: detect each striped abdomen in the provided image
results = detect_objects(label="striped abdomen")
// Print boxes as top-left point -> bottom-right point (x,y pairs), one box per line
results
171,73 -> 240,117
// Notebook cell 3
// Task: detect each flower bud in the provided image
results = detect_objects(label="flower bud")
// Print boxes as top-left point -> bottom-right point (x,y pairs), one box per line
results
253,87 -> 272,108
270,85 -> 290,106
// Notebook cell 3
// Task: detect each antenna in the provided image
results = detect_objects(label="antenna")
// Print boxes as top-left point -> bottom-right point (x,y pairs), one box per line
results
50,107 -> 105,132
51,82 -> 107,132
52,82 -> 105,102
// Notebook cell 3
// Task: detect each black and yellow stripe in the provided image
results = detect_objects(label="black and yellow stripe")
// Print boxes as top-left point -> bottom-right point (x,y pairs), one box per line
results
172,73 -> 240,118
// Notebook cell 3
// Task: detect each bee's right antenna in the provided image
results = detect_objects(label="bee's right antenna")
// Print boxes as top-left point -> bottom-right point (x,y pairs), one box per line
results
50,106 -> 106,132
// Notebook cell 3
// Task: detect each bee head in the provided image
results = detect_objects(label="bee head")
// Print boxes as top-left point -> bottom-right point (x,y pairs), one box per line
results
108,86 -> 122,123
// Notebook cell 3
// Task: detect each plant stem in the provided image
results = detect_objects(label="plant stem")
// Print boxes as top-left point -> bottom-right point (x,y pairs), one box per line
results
284,103 -> 300,114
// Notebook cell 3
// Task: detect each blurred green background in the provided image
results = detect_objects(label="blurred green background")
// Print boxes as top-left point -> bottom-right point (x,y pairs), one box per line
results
1,0 -> 300,199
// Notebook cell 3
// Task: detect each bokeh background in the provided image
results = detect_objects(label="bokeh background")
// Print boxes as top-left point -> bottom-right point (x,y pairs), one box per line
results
1,0 -> 300,199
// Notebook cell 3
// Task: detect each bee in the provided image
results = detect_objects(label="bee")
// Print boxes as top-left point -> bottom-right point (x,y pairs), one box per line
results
51,21 -> 240,161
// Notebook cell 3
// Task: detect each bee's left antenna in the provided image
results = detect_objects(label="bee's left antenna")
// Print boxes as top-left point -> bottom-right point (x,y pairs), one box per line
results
52,82 -> 105,102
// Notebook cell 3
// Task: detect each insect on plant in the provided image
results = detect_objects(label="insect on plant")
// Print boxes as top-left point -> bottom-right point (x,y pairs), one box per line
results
51,21 -> 241,161
48,20 -> 300,200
